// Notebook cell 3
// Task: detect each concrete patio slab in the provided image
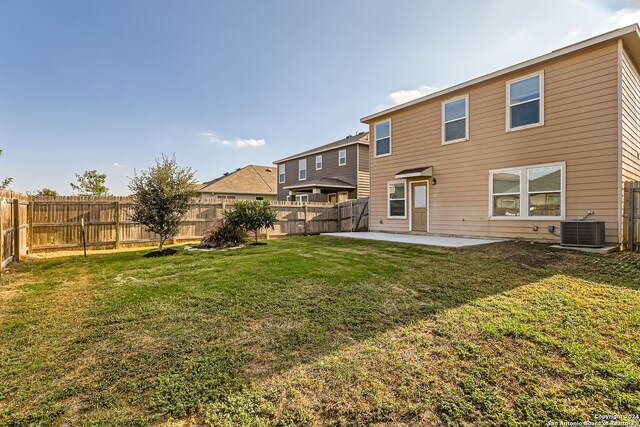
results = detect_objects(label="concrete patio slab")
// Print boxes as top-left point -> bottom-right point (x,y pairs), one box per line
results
321,232 -> 506,248
550,245 -> 619,254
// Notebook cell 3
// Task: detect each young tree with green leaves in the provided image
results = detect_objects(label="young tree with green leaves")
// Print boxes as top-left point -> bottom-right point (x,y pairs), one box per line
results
0,149 -> 12,189
28,188 -> 59,197
227,200 -> 277,244
70,170 -> 109,196
128,154 -> 196,252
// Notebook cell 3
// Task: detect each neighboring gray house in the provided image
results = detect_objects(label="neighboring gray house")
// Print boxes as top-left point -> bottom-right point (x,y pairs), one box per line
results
273,132 -> 370,202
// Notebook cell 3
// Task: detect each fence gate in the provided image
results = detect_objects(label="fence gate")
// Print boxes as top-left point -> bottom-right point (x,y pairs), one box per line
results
337,198 -> 369,232
624,181 -> 640,251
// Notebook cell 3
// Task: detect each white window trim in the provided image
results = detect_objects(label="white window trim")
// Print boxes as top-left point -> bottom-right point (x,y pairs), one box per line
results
374,119 -> 392,158
298,159 -> 307,181
316,155 -> 323,170
442,94 -> 469,145
387,180 -> 407,219
278,164 -> 285,184
488,161 -> 565,221
506,71 -> 545,132
296,194 -> 309,202
338,149 -> 347,166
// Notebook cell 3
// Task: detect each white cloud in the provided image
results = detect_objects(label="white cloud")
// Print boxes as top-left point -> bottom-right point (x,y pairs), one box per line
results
221,138 -> 266,148
200,132 -> 266,148
610,7 -> 640,28
372,85 -> 438,112
112,162 -> 126,167
389,85 -> 438,105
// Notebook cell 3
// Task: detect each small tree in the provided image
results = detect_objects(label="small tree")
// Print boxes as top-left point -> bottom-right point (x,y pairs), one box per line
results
128,154 -> 196,252
227,200 -> 277,244
70,170 -> 109,196
0,149 -> 12,189
28,188 -> 59,197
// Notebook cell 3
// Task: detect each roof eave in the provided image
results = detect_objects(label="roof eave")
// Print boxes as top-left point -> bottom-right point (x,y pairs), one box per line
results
361,24 -> 640,123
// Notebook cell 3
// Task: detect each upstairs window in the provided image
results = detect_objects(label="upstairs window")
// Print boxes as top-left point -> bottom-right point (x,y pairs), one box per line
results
374,120 -> 391,157
278,164 -> 285,183
507,72 -> 543,130
443,95 -> 468,144
298,159 -> 307,181
338,149 -> 347,166
316,155 -> 323,170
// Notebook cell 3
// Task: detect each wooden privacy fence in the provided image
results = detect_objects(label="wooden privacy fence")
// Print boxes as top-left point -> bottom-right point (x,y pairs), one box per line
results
0,191 -> 29,268
623,181 -> 640,251
0,193 -> 369,262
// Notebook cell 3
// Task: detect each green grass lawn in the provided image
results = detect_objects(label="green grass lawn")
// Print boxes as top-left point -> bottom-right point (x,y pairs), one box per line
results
0,236 -> 639,426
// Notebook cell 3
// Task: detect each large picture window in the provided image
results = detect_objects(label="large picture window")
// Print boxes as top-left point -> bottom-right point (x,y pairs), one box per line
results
298,159 -> 307,181
490,163 -> 564,219
507,72 -> 543,130
375,120 -> 391,157
443,95 -> 468,144
388,181 -> 406,218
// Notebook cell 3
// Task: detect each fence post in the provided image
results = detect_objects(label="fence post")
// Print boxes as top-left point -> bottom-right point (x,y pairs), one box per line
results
336,202 -> 341,232
12,199 -> 20,263
114,201 -> 120,249
304,203 -> 308,236
28,201 -> 34,254
0,199 -> 4,275
350,200 -> 354,232
624,182 -> 631,251
628,183 -> 636,251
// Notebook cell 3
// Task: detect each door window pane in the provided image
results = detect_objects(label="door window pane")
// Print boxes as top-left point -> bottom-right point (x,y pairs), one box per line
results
414,185 -> 426,208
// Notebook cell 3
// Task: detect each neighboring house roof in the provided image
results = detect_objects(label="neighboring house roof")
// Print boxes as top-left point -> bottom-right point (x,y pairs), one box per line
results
196,165 -> 277,195
274,132 -> 369,164
283,178 -> 357,190
361,24 -> 640,123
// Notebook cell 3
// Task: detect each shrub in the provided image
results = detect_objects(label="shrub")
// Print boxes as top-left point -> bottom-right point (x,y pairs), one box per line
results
199,219 -> 247,249
226,201 -> 277,244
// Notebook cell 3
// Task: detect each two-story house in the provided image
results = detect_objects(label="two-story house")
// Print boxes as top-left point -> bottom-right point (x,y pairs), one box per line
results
273,132 -> 370,202
361,25 -> 640,245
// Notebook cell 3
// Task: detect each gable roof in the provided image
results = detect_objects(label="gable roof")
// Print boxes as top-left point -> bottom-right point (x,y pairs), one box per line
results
196,165 -> 277,195
361,24 -> 640,123
273,132 -> 369,164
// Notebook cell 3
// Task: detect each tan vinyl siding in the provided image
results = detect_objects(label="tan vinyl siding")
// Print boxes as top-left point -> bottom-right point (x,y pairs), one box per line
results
357,144 -> 370,198
368,41 -> 621,242
621,45 -> 640,182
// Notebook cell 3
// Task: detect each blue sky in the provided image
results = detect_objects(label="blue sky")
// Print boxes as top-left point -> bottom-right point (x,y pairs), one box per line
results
1,0 -> 639,195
